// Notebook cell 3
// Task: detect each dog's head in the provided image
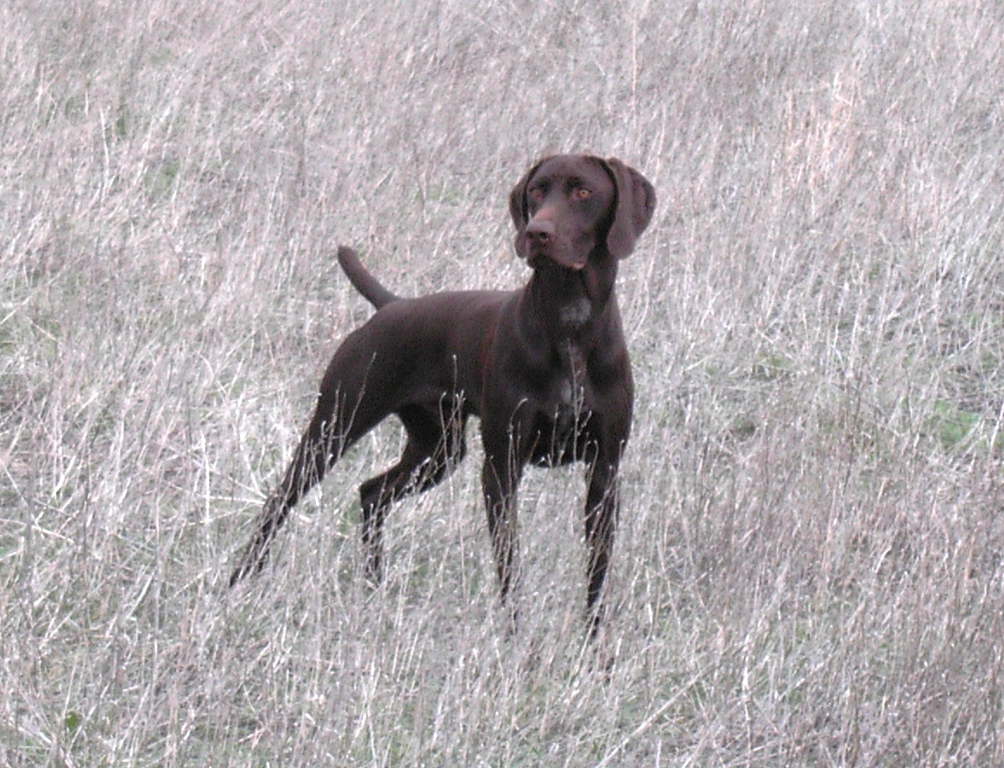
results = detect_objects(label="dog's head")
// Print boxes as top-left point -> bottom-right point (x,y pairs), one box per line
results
509,154 -> 656,270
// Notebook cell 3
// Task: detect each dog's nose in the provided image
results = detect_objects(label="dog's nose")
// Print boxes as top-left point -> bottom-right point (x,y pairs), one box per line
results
526,218 -> 555,244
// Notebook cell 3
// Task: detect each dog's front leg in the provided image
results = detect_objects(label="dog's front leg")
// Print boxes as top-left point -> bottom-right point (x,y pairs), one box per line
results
481,453 -> 522,603
583,453 -> 621,636
480,414 -> 534,629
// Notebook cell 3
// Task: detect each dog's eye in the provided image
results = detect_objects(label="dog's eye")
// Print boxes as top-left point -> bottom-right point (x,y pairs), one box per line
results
573,188 -> 592,200
529,188 -> 545,203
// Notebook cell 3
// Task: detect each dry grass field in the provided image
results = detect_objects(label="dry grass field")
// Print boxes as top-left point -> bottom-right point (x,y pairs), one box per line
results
3,0 -> 1004,765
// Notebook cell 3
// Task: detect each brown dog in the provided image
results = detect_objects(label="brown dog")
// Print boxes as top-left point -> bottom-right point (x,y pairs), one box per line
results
230,155 -> 655,634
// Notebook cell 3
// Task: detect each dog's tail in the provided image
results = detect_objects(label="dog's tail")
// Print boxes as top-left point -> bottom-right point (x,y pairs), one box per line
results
337,246 -> 398,309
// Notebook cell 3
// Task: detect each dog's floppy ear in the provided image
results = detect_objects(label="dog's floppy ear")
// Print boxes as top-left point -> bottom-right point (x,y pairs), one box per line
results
601,158 -> 657,259
509,156 -> 550,259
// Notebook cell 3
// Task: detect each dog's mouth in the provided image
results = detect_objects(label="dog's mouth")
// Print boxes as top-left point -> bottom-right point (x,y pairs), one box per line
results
528,249 -> 587,271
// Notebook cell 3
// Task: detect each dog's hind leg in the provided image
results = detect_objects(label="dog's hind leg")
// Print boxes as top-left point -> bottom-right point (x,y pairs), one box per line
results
359,399 -> 467,583
229,342 -> 396,586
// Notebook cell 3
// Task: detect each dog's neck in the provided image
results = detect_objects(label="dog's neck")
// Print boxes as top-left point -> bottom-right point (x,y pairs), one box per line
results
521,250 -> 618,341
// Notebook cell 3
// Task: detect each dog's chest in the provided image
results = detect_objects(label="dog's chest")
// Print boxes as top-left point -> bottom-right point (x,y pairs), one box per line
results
550,343 -> 590,422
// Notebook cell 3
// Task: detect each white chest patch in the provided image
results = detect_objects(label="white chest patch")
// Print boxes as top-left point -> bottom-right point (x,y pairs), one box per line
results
553,343 -> 588,415
558,378 -> 576,408
558,297 -> 591,328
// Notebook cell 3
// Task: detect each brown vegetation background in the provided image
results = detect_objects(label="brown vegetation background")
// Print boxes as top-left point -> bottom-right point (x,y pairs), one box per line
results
2,0 -> 1003,764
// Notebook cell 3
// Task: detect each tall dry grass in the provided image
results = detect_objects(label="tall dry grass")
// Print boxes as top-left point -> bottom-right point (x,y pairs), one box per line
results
2,0 -> 1003,764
